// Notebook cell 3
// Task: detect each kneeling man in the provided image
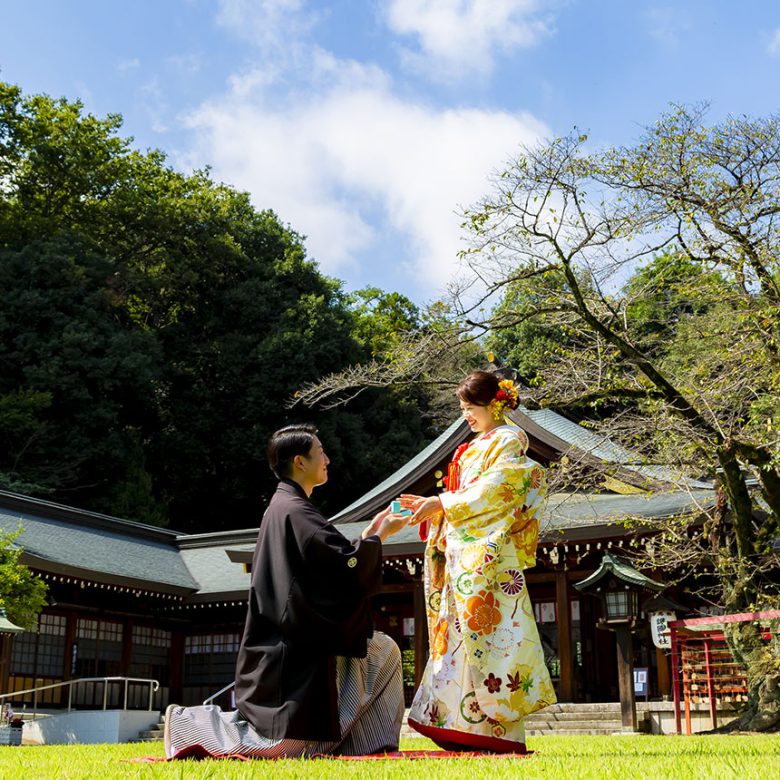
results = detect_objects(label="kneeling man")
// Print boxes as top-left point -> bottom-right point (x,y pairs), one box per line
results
165,424 -> 408,758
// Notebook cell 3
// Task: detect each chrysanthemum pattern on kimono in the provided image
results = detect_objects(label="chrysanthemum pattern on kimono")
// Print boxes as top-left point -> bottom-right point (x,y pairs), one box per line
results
409,425 -> 556,742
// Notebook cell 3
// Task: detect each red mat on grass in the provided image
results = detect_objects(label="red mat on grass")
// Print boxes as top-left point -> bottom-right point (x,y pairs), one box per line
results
124,749 -> 533,763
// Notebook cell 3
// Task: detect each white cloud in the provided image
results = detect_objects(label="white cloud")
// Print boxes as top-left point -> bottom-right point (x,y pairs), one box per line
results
167,53 -> 202,75
643,6 -> 690,47
383,0 -> 555,80
116,58 -> 141,72
185,56 -> 547,296
768,28 -> 780,57
187,2 -> 550,298
216,0 -> 315,51
139,77 -> 169,134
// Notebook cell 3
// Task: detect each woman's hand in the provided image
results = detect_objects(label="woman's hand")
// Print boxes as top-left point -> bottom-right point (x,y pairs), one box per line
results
399,494 -> 426,513
401,494 -> 441,527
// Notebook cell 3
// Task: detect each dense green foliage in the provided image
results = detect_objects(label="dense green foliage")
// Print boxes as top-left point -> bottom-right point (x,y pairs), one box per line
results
0,82 -> 431,531
0,237 -> 163,514
485,264 -> 595,385
622,252 -> 731,352
0,526 -> 47,630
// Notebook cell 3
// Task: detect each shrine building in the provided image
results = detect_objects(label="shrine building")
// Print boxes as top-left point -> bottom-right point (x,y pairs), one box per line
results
0,404 -> 715,710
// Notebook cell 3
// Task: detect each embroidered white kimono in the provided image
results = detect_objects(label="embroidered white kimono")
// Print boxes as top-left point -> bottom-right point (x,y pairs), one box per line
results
409,425 -> 556,744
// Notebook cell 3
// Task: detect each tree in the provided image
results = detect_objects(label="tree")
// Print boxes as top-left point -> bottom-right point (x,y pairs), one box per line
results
484,262 -> 596,385
0,81 -> 433,531
145,211 -> 372,531
0,82 -> 130,249
622,251 -> 730,352
347,287 -> 422,356
0,527 -> 47,631
0,236 -> 163,518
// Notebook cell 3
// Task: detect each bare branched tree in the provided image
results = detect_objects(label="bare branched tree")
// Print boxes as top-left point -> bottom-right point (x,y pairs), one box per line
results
295,105 -> 780,728
454,105 -> 780,729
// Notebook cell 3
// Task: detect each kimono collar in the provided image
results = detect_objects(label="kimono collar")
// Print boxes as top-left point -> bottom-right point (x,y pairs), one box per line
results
276,478 -> 312,502
478,423 -> 513,440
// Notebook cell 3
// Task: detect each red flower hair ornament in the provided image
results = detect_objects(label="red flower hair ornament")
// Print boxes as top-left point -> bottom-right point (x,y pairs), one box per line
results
488,379 -> 520,420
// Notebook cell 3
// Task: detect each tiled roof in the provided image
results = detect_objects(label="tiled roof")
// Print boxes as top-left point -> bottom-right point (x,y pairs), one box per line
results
0,492 -> 198,594
0,396 -> 718,602
511,406 -> 711,489
176,529 -> 257,599
514,406 -> 632,461
331,407 -> 712,528
541,489 -> 717,536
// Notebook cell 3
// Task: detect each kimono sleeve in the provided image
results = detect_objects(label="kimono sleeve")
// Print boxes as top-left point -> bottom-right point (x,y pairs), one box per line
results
279,506 -> 382,656
438,430 -> 545,532
303,519 -> 383,598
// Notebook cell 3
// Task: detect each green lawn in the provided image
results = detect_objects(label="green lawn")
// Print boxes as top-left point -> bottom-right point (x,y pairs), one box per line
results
1,735 -> 778,780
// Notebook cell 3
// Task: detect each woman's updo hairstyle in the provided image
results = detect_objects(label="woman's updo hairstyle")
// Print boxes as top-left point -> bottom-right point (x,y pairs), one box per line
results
456,370 -> 501,407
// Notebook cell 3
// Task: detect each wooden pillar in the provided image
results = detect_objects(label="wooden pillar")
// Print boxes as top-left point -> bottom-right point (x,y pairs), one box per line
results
704,638 -> 718,730
670,626 -> 682,734
655,646 -> 670,698
579,595 -> 598,701
556,571 -> 574,701
63,611 -> 78,679
169,630 -> 185,707
0,635 -> 12,693
121,618 -> 133,676
615,626 -> 637,732
413,580 -> 428,689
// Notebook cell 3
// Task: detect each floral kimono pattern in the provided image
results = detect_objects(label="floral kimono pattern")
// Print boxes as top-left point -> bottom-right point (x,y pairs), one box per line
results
409,425 -> 556,743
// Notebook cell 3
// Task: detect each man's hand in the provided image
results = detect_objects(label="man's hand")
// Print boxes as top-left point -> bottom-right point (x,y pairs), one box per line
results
361,506 -> 409,542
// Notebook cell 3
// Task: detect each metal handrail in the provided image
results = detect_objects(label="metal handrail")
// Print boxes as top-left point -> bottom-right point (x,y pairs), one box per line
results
0,676 -> 160,720
202,680 -> 234,706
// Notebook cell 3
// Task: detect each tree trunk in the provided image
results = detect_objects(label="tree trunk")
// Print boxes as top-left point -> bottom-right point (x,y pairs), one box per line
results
713,448 -> 780,731
715,446 -> 756,588
723,622 -> 780,732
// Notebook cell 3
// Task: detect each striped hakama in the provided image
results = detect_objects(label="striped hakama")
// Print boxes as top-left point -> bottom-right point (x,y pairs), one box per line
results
164,632 -> 404,759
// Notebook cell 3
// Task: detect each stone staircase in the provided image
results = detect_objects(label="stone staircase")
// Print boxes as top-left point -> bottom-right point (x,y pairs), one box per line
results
524,702 -> 650,735
136,712 -> 165,742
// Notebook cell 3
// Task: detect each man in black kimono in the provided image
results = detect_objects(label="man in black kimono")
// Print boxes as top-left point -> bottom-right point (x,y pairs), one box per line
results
165,424 -> 407,759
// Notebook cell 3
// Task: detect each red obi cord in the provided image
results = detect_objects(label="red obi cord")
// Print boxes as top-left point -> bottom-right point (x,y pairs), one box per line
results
420,441 -> 472,542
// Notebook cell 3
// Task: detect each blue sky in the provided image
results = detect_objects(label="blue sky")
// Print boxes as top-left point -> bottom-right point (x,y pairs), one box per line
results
3,1 -> 780,304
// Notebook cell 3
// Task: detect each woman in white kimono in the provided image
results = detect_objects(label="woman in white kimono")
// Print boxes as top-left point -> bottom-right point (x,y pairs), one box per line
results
401,371 -> 556,753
